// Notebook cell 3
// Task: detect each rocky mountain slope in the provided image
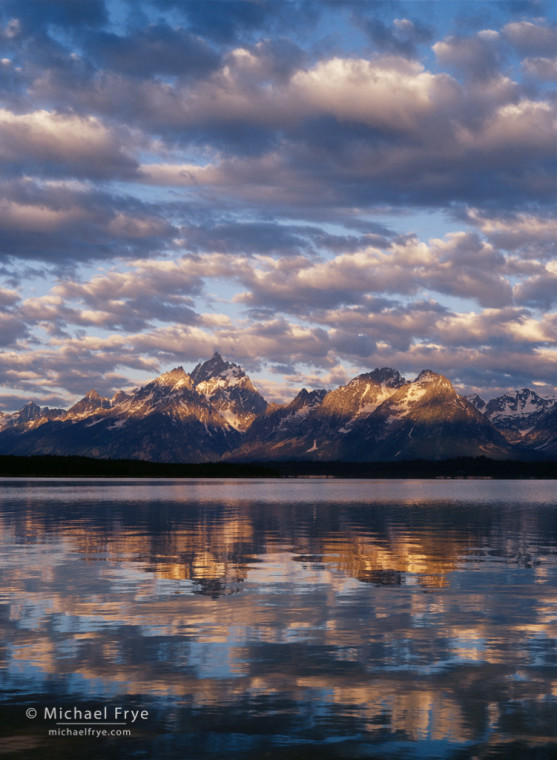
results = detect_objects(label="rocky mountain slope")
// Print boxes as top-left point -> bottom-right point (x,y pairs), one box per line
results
231,368 -> 407,460
467,388 -> 556,444
0,355 -> 554,462
520,404 -> 557,457
0,360 -> 241,462
191,353 -> 267,431
339,371 -> 511,461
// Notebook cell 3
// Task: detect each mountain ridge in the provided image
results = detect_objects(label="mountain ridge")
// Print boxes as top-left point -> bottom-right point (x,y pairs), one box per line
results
0,354 -> 555,463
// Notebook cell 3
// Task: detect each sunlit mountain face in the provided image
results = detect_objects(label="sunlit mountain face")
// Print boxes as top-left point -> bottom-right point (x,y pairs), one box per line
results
0,0 -> 555,416
0,354 -> 555,461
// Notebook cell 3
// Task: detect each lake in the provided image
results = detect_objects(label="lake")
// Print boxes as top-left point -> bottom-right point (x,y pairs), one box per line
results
0,478 -> 556,759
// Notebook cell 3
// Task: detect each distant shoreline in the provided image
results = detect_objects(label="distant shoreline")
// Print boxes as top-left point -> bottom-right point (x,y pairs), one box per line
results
0,455 -> 555,480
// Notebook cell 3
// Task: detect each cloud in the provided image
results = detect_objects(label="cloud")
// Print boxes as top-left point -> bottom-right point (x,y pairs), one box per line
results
319,300 -> 447,353
153,0 -> 318,45
165,0 -> 272,43
88,24 -> 220,79
433,30 -> 504,80
0,0 -> 108,32
503,20 -> 557,55
0,285 -> 19,307
425,232 -> 513,308
434,307 -> 557,348
0,313 -> 27,346
232,232 -> 515,313
359,16 -> 434,58
3,301 -> 556,408
4,223 -> 551,403
48,259 -> 206,331
522,55 -> 557,80
514,263 -> 557,309
463,209 -> 557,259
132,52 -> 553,211
0,109 -> 138,179
0,0 -> 555,405
0,178 -> 176,264
176,221 -> 323,256
5,10 -> 553,215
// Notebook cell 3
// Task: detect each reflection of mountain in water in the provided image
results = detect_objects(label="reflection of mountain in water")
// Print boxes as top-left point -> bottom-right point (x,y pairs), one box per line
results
2,495 -> 554,594
1,483 -> 556,759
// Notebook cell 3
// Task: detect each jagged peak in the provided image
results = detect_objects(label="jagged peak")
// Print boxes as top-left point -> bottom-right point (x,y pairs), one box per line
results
416,369 -> 437,381
514,388 -> 549,402
155,367 -> 192,388
291,388 -> 327,406
68,389 -> 111,415
15,401 -> 42,421
191,353 -> 244,385
365,367 -> 406,385
345,367 -> 405,389
466,393 -> 486,411
111,390 -> 130,405
415,369 -> 452,387
484,387 -> 555,417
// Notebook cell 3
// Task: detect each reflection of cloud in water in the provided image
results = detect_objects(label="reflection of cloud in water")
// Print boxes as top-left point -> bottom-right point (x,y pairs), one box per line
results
0,480 -> 556,757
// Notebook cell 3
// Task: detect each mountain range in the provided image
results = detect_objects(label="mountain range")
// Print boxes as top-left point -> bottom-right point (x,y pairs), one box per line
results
0,353 -> 555,463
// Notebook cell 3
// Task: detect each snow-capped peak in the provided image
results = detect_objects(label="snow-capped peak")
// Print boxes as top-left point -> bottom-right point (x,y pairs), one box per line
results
155,367 -> 193,389
190,352 -> 244,385
111,390 -> 130,406
365,367 -> 406,387
190,354 -> 266,431
16,401 -> 42,422
416,369 -> 439,383
414,370 -> 454,392
466,394 -> 486,411
485,388 -> 553,418
67,390 -> 111,418
474,388 -> 557,443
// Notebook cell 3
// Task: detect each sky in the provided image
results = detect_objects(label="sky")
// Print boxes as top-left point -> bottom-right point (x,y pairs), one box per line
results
0,0 -> 556,411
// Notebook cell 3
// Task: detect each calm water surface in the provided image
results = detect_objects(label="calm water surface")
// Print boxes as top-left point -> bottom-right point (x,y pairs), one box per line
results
0,478 -> 556,759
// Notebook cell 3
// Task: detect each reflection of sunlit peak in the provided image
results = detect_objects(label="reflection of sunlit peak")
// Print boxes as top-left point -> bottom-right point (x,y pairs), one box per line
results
193,552 -> 227,580
512,623 -> 550,633
324,682 -> 469,743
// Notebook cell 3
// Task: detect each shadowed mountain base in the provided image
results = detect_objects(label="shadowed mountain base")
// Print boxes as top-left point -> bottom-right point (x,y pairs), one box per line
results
0,455 -> 555,479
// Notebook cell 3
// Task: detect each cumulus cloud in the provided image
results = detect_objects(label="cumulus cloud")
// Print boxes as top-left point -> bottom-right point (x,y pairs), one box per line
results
88,24 -> 221,79
130,51 -> 553,211
522,55 -> 557,80
0,178 -> 176,264
463,209 -> 557,259
0,109 -> 138,179
3,10 -> 553,215
0,313 -> 27,346
425,232 -> 513,307
5,299 -> 556,408
434,29 -> 506,80
358,15 -> 434,58
2,216 -> 555,406
514,262 -> 557,309
231,232 -> 515,313
0,0 -> 555,405
503,20 -> 557,55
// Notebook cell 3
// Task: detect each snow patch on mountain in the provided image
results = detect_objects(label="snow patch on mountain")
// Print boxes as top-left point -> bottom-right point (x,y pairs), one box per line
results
471,388 -> 557,442
191,352 -> 267,431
